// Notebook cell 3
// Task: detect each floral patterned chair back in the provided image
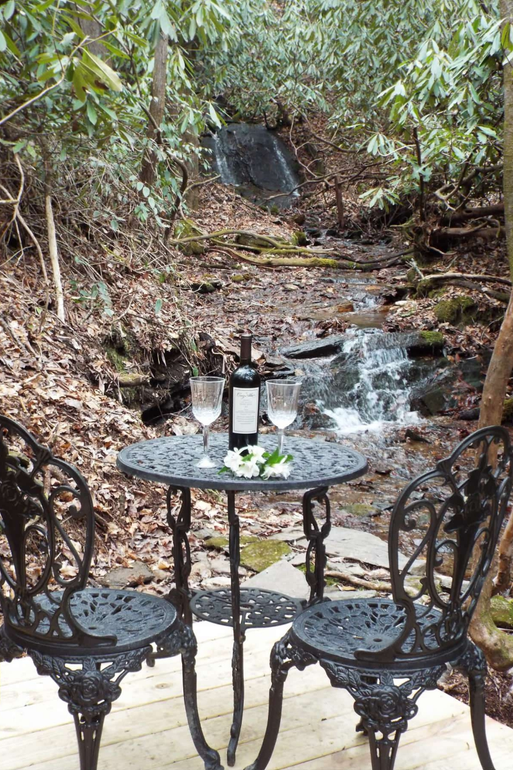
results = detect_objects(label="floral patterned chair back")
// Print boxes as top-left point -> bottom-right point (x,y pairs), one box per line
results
0,415 -> 111,651
363,426 -> 512,663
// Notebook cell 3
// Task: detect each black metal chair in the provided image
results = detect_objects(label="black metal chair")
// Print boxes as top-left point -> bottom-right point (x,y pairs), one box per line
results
246,426 -> 512,770
0,415 -> 222,770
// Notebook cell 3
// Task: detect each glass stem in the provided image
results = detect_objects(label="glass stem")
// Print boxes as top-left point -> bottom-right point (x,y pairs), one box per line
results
203,424 -> 210,457
278,428 -> 285,455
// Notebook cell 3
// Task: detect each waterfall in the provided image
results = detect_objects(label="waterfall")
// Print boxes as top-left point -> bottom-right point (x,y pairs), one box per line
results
271,134 -> 300,198
298,329 -> 422,435
213,133 -> 237,185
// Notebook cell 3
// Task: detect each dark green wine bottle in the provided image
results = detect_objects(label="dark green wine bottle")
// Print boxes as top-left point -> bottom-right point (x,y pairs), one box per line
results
228,333 -> 261,450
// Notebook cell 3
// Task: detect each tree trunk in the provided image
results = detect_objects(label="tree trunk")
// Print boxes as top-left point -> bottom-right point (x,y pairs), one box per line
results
140,31 -> 169,186
469,0 -> 513,670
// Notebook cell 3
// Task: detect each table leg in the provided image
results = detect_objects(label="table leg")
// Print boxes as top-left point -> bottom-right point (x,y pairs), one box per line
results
166,485 -> 193,626
302,486 -> 331,604
227,490 -> 245,767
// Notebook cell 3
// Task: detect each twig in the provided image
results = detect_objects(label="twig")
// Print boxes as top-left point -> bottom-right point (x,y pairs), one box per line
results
325,570 -> 391,592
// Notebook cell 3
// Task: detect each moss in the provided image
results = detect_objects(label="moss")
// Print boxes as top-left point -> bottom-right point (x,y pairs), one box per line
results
503,398 -> 513,422
490,595 -> 513,629
291,230 -> 308,246
105,346 -> 127,372
419,331 -> 445,346
344,503 -> 375,517
204,535 -> 260,550
239,540 -> 291,572
174,220 -> 205,256
434,296 -> 477,325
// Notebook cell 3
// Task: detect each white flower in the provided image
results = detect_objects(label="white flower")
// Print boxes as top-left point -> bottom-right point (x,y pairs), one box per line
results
237,456 -> 262,478
221,445 -> 293,480
244,445 -> 267,462
261,459 -> 292,480
223,448 -> 245,472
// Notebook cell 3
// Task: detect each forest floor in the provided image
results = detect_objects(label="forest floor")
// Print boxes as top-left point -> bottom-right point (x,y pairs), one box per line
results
1,149 -> 513,725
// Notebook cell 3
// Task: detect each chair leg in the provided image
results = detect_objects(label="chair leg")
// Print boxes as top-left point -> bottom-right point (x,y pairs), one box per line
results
367,728 -> 401,770
29,649 -> 149,770
244,637 -> 295,770
466,647 -> 496,770
73,709 -> 106,770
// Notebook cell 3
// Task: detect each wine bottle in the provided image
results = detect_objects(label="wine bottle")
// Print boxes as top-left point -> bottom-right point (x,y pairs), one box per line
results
229,333 -> 261,450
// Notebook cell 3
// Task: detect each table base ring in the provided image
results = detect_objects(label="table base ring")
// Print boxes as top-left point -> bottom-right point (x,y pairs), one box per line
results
190,587 -> 303,628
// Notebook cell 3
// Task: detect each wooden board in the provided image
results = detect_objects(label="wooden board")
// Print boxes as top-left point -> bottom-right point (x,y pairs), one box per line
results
1,621 -> 512,770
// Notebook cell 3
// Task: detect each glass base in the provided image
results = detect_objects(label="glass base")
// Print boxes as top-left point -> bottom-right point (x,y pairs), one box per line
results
195,454 -> 216,469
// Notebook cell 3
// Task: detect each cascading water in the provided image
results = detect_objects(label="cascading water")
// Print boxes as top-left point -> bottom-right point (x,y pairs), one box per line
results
271,134 -> 300,199
297,329 -> 425,435
213,132 -> 238,185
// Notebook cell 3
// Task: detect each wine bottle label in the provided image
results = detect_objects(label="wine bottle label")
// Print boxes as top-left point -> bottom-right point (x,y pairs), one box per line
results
232,388 -> 259,434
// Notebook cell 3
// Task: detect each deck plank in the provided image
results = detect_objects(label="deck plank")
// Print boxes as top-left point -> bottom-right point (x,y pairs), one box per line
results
1,621 -> 512,770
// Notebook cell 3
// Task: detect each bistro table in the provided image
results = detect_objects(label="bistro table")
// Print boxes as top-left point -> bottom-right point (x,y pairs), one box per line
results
117,433 -> 367,766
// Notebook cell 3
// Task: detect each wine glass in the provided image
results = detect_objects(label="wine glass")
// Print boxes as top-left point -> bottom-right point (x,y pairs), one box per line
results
266,380 -> 301,455
190,376 -> 225,468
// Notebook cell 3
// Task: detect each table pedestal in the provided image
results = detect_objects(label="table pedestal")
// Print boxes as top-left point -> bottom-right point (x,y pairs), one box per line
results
165,485 -> 332,766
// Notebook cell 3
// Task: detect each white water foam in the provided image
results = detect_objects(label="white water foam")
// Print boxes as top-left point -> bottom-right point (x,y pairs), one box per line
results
213,133 -> 237,185
317,329 -> 422,435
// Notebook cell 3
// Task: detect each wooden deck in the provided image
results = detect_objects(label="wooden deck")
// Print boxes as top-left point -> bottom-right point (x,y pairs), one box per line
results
1,621 -> 512,770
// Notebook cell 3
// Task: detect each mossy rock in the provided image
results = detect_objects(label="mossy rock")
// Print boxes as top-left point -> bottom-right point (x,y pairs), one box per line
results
235,233 -> 283,249
239,540 -> 291,572
490,595 -> 513,629
503,398 -> 513,422
434,296 -> 477,326
174,220 -> 205,256
291,230 -> 308,246
204,535 -> 260,551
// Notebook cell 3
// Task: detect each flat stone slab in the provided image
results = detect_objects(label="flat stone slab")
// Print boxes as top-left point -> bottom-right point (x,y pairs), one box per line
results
280,335 -> 346,359
269,526 -> 306,542
242,560 -> 310,600
325,527 -> 407,570
99,561 -> 154,589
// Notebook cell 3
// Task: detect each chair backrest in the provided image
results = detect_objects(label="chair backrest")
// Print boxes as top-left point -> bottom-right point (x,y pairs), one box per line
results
359,426 -> 512,663
0,415 -> 112,649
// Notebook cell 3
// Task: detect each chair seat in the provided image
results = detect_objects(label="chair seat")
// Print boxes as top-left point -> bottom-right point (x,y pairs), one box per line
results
290,598 -> 454,668
7,588 -> 179,656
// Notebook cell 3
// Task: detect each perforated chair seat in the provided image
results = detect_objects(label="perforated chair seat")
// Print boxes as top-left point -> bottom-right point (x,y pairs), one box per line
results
290,598 -> 454,668
7,588 -> 179,655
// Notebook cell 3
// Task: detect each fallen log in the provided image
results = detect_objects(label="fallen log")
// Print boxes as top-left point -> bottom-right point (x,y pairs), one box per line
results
440,203 -> 504,225
430,225 -> 503,246
421,272 -> 511,287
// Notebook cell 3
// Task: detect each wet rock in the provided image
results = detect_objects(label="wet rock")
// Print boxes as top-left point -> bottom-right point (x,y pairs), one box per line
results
239,540 -> 291,572
411,387 -> 447,417
459,407 -> 480,421
203,123 -> 300,209
100,561 -> 154,589
280,335 -> 346,359
405,428 -> 430,443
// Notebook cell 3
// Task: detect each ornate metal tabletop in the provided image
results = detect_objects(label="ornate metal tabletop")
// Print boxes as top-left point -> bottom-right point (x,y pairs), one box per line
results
117,433 -> 367,491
